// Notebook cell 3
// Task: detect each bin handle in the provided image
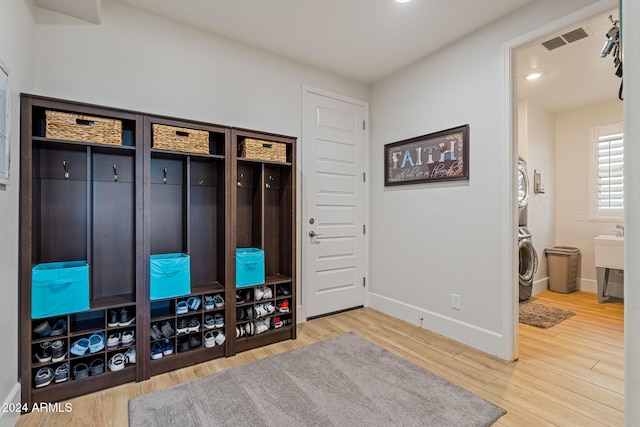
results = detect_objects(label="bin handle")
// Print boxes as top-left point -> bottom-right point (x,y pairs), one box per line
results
45,279 -> 73,288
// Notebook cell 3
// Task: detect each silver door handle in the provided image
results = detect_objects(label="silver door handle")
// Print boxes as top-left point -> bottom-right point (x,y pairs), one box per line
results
308,230 -> 322,238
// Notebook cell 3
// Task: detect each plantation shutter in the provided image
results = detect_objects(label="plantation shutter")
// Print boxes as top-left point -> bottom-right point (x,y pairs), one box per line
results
597,132 -> 624,210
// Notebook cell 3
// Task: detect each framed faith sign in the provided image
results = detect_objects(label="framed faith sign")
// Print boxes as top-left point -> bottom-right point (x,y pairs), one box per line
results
384,124 -> 469,186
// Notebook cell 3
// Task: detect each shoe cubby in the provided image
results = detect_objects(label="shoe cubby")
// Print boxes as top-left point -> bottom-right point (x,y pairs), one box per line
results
148,288 -> 227,376
21,95 -> 296,410
29,305 -> 137,404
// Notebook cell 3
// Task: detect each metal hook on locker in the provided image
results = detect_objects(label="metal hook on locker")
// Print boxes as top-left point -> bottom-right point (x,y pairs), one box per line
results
62,160 -> 69,180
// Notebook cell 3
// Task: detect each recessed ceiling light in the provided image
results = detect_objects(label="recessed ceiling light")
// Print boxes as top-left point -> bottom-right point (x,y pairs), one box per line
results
526,72 -> 542,80
396,0 -> 411,3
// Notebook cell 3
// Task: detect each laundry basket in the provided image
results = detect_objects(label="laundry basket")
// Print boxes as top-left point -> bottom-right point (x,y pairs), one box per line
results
545,246 -> 580,293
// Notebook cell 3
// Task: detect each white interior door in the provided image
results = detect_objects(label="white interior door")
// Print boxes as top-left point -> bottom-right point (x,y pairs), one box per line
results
304,89 -> 367,318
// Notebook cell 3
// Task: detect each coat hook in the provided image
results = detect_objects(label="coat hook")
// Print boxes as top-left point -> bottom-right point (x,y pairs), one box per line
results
199,180 -> 204,185
163,167 -> 167,184
63,160 -> 69,180
113,164 -> 118,182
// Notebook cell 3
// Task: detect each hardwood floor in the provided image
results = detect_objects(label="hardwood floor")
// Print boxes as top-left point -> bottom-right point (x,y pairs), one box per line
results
16,290 -> 623,426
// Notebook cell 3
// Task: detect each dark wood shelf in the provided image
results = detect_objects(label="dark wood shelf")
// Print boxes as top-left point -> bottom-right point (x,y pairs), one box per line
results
32,136 -> 136,151
237,157 -> 292,167
151,148 -> 224,160
92,294 -> 136,310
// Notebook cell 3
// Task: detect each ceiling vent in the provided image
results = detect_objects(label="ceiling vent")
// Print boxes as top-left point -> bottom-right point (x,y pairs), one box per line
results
541,27 -> 589,51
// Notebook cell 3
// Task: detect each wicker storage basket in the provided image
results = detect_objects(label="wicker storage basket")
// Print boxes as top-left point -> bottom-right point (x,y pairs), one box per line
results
239,138 -> 286,162
152,124 -> 209,154
45,110 -> 122,145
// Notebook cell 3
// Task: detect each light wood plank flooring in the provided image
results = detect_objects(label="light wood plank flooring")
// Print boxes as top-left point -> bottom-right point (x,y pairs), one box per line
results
17,290 -> 623,426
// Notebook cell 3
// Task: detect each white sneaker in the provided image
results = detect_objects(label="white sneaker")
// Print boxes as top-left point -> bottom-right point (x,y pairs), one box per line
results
263,286 -> 273,299
124,347 -> 136,364
254,304 -> 266,318
204,331 -> 216,348
254,286 -> 265,301
214,330 -> 226,346
255,320 -> 269,335
263,302 -> 276,315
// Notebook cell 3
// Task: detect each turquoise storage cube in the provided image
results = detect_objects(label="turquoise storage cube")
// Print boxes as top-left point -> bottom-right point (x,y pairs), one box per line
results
236,248 -> 265,287
31,261 -> 90,319
150,253 -> 191,301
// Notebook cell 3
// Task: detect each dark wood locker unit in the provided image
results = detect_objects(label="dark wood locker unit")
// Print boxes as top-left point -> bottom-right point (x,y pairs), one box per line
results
230,129 -> 296,354
19,94 -> 297,408
20,95 -> 143,408
145,116 -> 230,376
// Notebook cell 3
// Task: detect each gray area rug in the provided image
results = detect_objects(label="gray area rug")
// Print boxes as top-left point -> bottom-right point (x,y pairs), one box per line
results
129,332 -> 506,427
519,301 -> 576,328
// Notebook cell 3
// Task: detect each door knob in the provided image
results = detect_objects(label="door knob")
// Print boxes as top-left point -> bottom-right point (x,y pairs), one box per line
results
308,230 -> 322,238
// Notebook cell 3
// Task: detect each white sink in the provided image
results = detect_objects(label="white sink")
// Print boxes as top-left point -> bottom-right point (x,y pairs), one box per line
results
594,235 -> 624,270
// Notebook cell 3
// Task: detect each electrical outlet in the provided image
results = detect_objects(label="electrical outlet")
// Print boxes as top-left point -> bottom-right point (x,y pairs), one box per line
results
451,294 -> 461,310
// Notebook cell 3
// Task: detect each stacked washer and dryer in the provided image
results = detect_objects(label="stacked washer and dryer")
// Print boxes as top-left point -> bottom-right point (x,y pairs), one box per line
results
518,159 -> 538,302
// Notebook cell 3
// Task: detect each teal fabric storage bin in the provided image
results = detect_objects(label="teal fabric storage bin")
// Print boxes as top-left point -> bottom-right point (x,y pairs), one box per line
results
31,261 -> 90,319
150,253 -> 191,301
236,248 -> 265,287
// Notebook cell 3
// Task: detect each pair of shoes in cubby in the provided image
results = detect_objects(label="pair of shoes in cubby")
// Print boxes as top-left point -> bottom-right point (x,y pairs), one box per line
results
204,330 -> 226,348
277,300 -> 290,313
204,313 -> 224,329
108,347 -> 135,371
177,333 -> 201,352
204,294 -> 224,310
176,296 -> 201,315
108,308 -> 135,328
254,303 -> 275,318
176,318 -> 200,334
236,289 -> 252,304
106,330 -> 135,350
35,340 -> 66,363
254,286 -> 272,301
237,319 -> 270,337
236,307 -> 253,321
33,319 -> 67,337
150,339 -> 173,359
151,321 -> 174,340
276,285 -> 291,297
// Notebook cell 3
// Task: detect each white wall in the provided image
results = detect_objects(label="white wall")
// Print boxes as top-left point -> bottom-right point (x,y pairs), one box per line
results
0,1 -> 34,425
623,0 -> 640,423
519,99 -> 556,295
368,0 -> 606,358
33,1 -> 369,136
555,99 -> 623,295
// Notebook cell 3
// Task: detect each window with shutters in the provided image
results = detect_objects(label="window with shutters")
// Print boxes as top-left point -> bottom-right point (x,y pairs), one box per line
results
589,123 -> 624,221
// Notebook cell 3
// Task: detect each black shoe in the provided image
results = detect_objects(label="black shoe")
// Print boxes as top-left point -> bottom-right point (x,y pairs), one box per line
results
36,341 -> 52,362
244,289 -> 252,302
108,310 -> 119,327
50,319 -> 67,337
119,308 -> 135,327
236,292 -> 244,304
177,337 -> 190,352
237,308 -> 245,320
150,323 -> 163,341
189,333 -> 201,348
277,285 -> 291,297
245,306 -> 254,320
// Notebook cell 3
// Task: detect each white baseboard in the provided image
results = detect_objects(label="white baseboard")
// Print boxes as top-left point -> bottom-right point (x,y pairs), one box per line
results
579,277 -> 624,298
531,277 -> 548,296
368,292 -> 503,358
0,383 -> 20,427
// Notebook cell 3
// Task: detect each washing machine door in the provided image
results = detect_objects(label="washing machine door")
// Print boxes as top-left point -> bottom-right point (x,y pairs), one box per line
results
517,160 -> 530,210
519,237 -> 538,285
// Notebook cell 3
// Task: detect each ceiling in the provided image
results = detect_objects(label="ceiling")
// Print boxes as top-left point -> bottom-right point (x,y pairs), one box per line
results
33,0 -> 622,111
111,0 -> 536,83
516,10 -> 622,112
